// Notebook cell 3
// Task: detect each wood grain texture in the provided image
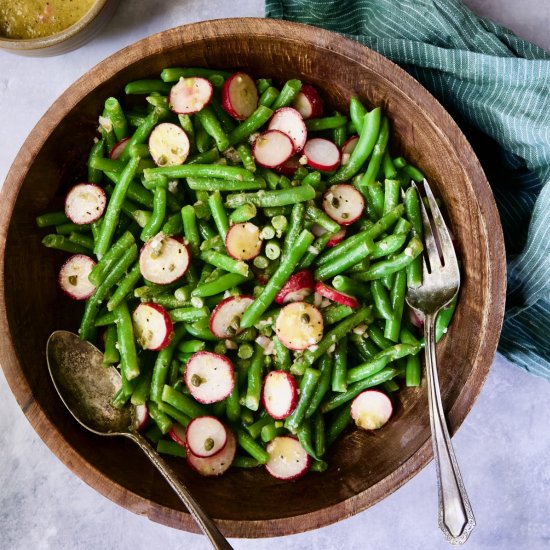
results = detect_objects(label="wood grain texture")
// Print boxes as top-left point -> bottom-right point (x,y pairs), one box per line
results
0,18 -> 506,538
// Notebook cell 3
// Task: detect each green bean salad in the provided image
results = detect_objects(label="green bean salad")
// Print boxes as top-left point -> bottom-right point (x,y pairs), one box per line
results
37,68 -> 457,479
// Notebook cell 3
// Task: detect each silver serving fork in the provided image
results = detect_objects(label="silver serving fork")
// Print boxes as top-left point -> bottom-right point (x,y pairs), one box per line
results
405,179 -> 475,544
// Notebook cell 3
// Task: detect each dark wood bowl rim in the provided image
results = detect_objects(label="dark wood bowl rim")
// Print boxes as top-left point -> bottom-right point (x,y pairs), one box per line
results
0,18 -> 506,538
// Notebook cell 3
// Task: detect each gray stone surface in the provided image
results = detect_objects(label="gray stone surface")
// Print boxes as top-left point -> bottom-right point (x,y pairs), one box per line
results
1,2 -> 549,549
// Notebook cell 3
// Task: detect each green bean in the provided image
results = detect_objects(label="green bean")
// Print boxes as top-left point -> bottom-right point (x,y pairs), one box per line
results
95,157 -> 140,257
271,79 -> 301,110
393,157 -> 407,169
126,111 -> 147,128
265,240 -> 281,261
187,148 -> 220,166
233,456 -> 260,468
156,439 -> 186,457
229,203 -> 257,223
332,336 -> 348,392
252,255 -> 269,270
36,211 -> 69,228
362,180 -> 384,219
228,106 -> 273,146
191,272 -> 251,298
312,411 -> 326,457
145,163 -> 254,182
196,105 -> 230,151
113,300 -> 140,381
103,324 -> 120,366
371,280 -> 393,321
317,204 -> 404,266
104,97 -> 128,141
247,414 -> 273,439
99,109 -> 117,152
263,206 -> 291,217
368,323 -> 393,349
384,270 -> 407,342
350,332 -> 380,361
107,264 -> 141,311
125,80 -> 172,95
403,164 -> 425,182
130,370 -> 153,406
305,203 -> 341,233
271,215 -> 288,235
281,202 -> 305,261
349,97 -> 368,134
260,225 -> 275,240
244,343 -> 264,411
325,405 -> 352,448
259,168 -> 281,190
225,184 -> 315,210
305,354 -> 333,418
322,304 -> 354,325
357,116 -> 390,192
41,234 -> 89,254
117,110 -> 159,163
285,367 -> 321,433
297,418 -> 319,460
68,232 -> 94,250
322,367 -> 397,413
261,424 -> 286,443
200,250 -> 249,276
370,233 -> 408,260
178,205 -> 199,256
94,310 -> 117,327
140,180 -> 167,242
271,336 -> 291,371
296,232 -> 332,270
353,236 -> 423,281
333,116 -> 347,148
235,143 -> 256,173
314,236 -> 374,280
205,191 -> 229,242
236,429 -> 269,463
306,115 -> 348,132
200,235 -> 223,252
332,275 -> 371,300
381,179 -> 400,217
256,78 -> 272,94
238,343 -> 254,360
329,108 -> 381,183
210,95 -> 237,133
224,381 -> 241,423
405,354 -> 422,386
436,295 -> 458,342
240,229 -> 314,328
87,139 -> 105,184
160,67 -> 231,82
198,219 -> 217,241
259,86 -> 279,108
147,401 -> 172,434
292,308 -> 371,375
161,385 -> 208,418
169,307 -> 209,323
54,222 -> 91,235
382,151 -> 397,179
403,186 -> 423,289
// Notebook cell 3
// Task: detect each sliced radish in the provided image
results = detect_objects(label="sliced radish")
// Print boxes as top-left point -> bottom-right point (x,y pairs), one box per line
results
148,122 -> 190,166
268,107 -> 307,152
275,301 -> 324,350
303,138 -> 341,171
274,270 -> 314,305
139,234 -> 190,285
315,281 -> 360,308
58,254 -> 96,300
186,416 -> 228,458
311,223 -> 347,248
187,430 -> 236,477
134,403 -> 149,431
275,155 -> 301,177
407,305 -> 425,329
109,137 -> 129,160
169,423 -> 187,447
291,83 -> 323,120
209,295 -> 254,339
322,184 -> 365,225
341,135 -> 359,165
221,72 -> 258,120
351,390 -> 393,430
252,130 -> 294,168
169,77 -> 213,114
225,222 -> 262,260
132,302 -> 174,351
262,371 -> 298,420
265,436 -> 310,480
185,351 -> 235,404
64,183 -> 106,225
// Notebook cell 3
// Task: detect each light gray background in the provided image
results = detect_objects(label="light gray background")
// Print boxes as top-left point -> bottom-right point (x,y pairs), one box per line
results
1,2 -> 549,549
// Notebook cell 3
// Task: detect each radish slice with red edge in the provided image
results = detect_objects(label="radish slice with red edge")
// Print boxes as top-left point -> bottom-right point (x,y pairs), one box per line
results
186,416 -> 228,458
187,430 -> 236,477
252,130 -> 294,168
341,135 -> 359,165
275,155 -> 301,177
311,224 -> 347,248
169,77 -> 213,114
148,122 -> 190,166
132,302 -> 174,351
303,138 -> 341,171
139,234 -> 190,285
407,305 -> 425,329
265,436 -> 310,480
268,107 -> 307,152
169,423 -> 187,447
58,254 -> 96,300
315,281 -> 359,308
134,403 -> 149,431
109,137 -> 129,160
221,72 -> 258,120
65,183 -> 106,225
262,371 -> 298,420
322,184 -> 365,225
209,295 -> 254,339
274,270 -> 314,305
291,83 -> 323,120
275,301 -> 324,350
225,222 -> 262,260
185,351 -> 235,404
351,390 -> 393,430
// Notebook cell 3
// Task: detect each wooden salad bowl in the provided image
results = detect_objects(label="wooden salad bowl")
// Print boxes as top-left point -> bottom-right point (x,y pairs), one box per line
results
0,18 -> 506,537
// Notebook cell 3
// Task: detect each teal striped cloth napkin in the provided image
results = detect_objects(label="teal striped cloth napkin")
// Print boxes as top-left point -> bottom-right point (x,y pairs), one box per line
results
267,0 -> 550,379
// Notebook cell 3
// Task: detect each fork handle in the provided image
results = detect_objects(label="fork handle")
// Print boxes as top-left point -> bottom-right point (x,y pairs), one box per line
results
424,313 -> 475,545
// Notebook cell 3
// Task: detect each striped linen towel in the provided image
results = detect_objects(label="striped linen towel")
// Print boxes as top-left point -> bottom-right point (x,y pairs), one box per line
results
267,0 -> 550,379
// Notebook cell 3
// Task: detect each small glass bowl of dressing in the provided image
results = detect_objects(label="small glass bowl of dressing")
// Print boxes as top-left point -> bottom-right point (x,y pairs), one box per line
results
0,0 -> 119,56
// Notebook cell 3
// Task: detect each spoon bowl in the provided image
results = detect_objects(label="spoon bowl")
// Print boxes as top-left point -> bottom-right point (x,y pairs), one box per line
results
46,330 -> 232,550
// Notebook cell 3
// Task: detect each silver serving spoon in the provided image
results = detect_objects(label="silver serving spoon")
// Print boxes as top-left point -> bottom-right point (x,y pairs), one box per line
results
46,330 -> 233,550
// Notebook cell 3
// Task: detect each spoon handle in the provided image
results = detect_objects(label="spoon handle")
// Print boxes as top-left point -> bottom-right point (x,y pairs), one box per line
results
129,433 -> 233,550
